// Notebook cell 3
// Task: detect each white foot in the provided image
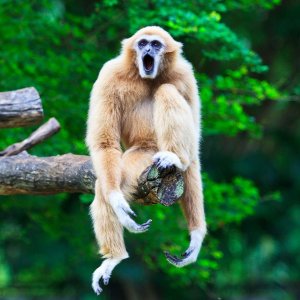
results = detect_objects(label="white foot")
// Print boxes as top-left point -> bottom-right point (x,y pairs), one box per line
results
153,151 -> 184,170
92,255 -> 128,295
165,227 -> 206,267
109,191 -> 152,233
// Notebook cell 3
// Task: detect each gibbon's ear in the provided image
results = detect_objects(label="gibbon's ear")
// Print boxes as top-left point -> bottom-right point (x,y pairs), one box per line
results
121,37 -> 135,52
165,40 -> 183,53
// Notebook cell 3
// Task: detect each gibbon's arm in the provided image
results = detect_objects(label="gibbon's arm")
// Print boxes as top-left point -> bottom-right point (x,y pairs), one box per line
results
153,79 -> 206,268
86,78 -> 123,197
178,61 -> 202,145
153,82 -> 199,171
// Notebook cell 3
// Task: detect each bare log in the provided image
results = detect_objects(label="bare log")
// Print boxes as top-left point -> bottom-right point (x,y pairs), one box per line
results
0,154 -> 95,195
0,153 -> 184,206
0,118 -> 60,157
0,87 -> 43,128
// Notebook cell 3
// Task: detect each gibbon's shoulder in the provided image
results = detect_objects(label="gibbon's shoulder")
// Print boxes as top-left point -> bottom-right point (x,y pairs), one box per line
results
176,56 -> 195,77
97,56 -> 124,81
91,57 -> 125,104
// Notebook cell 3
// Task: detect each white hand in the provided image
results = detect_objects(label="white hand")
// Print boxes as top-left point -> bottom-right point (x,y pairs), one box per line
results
109,191 -> 152,233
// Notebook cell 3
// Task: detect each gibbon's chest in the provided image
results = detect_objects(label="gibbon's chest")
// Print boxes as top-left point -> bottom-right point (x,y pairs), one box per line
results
121,97 -> 156,146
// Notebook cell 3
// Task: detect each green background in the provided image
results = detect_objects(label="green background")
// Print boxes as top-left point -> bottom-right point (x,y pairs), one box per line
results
0,0 -> 299,299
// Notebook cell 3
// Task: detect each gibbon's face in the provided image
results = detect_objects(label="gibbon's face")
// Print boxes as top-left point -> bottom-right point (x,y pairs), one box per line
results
134,35 -> 165,79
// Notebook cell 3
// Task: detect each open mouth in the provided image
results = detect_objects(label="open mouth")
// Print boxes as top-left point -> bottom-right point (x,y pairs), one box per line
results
143,54 -> 154,72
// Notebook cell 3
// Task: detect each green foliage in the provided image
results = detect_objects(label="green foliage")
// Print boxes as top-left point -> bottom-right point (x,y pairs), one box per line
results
1,0 -> 297,299
131,174 -> 259,287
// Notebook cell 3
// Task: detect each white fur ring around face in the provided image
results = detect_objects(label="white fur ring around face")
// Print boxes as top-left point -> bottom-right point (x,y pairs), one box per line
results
153,151 -> 184,170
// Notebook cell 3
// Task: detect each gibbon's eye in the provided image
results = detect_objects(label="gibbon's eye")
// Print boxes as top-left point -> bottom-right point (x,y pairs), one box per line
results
151,40 -> 162,49
138,39 -> 148,48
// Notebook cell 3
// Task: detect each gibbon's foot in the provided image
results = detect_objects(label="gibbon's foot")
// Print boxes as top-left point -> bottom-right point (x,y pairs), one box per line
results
153,151 -> 184,171
109,191 -> 152,233
164,228 -> 205,267
92,256 -> 128,295
135,161 -> 185,206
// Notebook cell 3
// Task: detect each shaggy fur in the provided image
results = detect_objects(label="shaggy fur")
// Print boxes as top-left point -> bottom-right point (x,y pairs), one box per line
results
86,26 -> 206,294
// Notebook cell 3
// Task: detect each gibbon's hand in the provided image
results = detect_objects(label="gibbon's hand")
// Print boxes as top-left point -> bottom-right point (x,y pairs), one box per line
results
153,151 -> 184,171
109,191 -> 152,233
164,228 -> 205,267
164,248 -> 199,267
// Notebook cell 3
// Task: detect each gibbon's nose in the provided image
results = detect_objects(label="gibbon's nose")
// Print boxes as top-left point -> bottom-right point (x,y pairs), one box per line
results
146,47 -> 151,53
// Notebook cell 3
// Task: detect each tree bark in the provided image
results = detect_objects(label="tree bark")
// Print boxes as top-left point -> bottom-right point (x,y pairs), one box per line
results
0,153 -> 96,195
0,118 -> 60,157
0,153 -> 184,206
0,87 -> 43,128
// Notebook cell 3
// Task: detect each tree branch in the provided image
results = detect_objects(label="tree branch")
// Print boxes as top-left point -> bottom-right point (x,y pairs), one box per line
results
0,153 -> 95,195
0,153 -> 184,206
0,87 -> 43,128
0,118 -> 60,157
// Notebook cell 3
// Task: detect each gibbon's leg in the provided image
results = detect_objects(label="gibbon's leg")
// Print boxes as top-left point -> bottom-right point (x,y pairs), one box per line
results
90,181 -> 129,295
153,83 -> 207,267
90,148 -> 154,294
121,147 -> 156,199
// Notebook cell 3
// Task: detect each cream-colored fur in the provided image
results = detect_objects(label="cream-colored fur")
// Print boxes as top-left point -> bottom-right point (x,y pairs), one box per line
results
86,26 -> 207,294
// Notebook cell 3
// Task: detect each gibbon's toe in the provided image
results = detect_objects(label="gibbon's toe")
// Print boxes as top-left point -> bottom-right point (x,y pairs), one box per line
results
92,278 -> 103,295
92,257 -> 126,294
103,276 -> 110,286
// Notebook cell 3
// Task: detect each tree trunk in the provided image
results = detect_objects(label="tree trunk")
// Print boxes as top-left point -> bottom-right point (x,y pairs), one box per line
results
0,87 -> 43,128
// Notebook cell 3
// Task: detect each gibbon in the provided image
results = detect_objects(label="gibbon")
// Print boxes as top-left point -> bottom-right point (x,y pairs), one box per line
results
86,26 -> 207,295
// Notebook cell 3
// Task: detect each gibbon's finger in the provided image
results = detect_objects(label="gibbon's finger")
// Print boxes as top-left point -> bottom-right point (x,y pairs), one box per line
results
164,249 -> 194,268
164,251 -> 182,264
122,206 -> 137,218
155,159 -> 173,171
135,219 -> 152,233
142,219 -> 152,226
120,198 -> 137,217
124,218 -> 152,233
181,248 -> 194,258
153,151 -> 183,171
140,219 -> 152,229
110,197 -> 151,233
156,163 -> 176,174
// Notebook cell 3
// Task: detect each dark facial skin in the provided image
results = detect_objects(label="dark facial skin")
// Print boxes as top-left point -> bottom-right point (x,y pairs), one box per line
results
138,39 -> 163,52
137,39 -> 163,75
